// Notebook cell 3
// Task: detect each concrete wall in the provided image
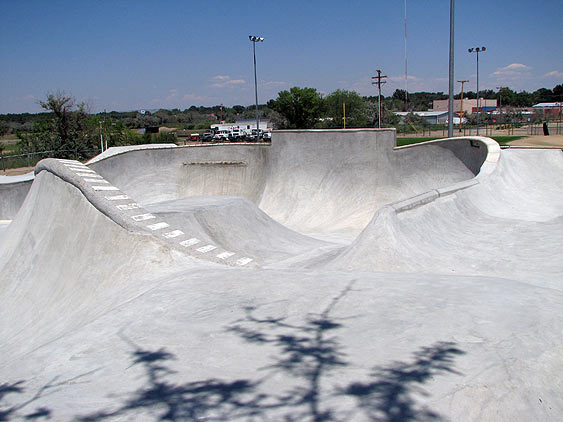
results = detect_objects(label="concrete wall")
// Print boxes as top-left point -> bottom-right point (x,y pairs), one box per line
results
89,144 -> 271,205
0,180 -> 32,220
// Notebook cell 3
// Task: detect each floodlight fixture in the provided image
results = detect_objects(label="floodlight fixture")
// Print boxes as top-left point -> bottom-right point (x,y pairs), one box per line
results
468,46 -> 486,135
249,35 -> 265,142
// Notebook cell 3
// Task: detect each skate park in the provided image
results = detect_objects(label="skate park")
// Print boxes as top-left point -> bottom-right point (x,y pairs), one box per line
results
1,129 -> 562,421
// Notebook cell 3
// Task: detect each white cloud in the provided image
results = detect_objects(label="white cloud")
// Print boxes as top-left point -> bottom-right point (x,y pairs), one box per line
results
544,70 -> 563,78
388,74 -> 420,82
210,75 -> 246,88
492,63 -> 532,79
260,80 -> 288,88
166,89 -> 179,101
183,93 -> 206,101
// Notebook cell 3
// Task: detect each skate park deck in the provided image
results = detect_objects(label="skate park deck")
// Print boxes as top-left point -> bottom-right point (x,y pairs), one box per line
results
0,129 -> 562,421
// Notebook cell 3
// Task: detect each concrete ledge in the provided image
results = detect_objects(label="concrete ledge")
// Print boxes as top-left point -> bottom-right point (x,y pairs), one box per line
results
183,161 -> 248,167
394,136 -> 501,176
436,179 -> 479,197
392,190 -> 439,213
391,179 -> 480,214
0,172 -> 35,184
86,142 -> 269,166
86,144 -> 178,165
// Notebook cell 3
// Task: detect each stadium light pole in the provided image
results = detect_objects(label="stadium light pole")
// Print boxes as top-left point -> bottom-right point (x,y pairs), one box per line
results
468,46 -> 486,135
447,0 -> 455,138
249,35 -> 264,142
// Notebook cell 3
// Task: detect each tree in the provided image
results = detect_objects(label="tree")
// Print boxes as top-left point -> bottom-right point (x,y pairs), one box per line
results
18,92 -> 97,159
364,98 -> 398,127
232,105 -> 245,114
0,121 -> 9,136
323,90 -> 369,128
270,87 -> 324,129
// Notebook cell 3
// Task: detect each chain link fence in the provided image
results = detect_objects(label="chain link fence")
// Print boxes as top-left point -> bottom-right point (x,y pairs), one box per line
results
1,148 -> 101,172
395,121 -> 563,138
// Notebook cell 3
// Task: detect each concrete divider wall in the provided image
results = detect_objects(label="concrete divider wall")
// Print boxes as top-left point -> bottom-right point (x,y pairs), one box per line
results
89,144 -> 270,205
258,130 -> 476,232
0,179 -> 32,219
1,133 -> 499,231
85,130 -> 490,233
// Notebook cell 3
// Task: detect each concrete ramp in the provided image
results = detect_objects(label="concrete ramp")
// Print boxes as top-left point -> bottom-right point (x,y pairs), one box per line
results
327,149 -> 563,289
145,196 -> 331,265
88,130 -> 482,233
2,133 -> 562,421
0,170 -> 197,360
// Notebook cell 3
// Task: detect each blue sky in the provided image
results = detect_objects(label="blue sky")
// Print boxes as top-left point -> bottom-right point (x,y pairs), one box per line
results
1,0 -> 562,113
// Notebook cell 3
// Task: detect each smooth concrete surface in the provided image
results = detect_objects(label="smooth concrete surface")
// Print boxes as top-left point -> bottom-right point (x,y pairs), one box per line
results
0,130 -> 562,421
0,172 -> 33,219
89,130 -> 478,233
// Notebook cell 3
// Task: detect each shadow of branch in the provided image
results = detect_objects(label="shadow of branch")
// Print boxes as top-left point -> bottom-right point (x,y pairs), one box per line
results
227,282 -> 356,422
343,342 -> 465,422
78,334 -> 264,421
1,370 -> 97,421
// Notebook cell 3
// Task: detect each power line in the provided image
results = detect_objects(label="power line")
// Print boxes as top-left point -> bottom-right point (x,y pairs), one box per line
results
457,80 -> 469,131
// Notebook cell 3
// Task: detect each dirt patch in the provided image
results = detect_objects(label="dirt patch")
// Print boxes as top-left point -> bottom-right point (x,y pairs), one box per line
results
507,135 -> 563,147
1,166 -> 34,176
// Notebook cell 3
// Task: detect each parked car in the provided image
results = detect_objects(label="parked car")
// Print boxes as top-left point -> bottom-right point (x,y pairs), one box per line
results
200,130 -> 215,142
213,130 -> 231,142
250,129 -> 270,141
229,127 -> 245,142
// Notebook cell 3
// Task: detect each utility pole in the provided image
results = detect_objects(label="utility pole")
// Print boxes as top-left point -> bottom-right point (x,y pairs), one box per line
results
457,80 -> 468,132
496,87 -> 503,110
343,102 -> 346,129
371,70 -> 387,128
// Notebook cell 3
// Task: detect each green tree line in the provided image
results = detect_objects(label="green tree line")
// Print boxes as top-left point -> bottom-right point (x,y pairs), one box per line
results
2,84 -> 560,135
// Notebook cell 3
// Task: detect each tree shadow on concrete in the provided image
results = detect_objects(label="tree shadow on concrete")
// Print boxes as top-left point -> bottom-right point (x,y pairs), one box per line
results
76,283 -> 465,422
228,281 -> 465,421
343,342 -> 465,421
1,372 -> 96,421
227,282 -> 354,421
78,334 -> 265,421
0,381 -> 25,421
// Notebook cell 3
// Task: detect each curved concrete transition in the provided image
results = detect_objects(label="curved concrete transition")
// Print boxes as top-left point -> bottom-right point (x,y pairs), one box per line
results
0,129 -> 562,421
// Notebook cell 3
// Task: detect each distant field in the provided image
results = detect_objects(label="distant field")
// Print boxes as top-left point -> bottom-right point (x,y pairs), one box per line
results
0,140 -> 19,154
0,134 -> 19,141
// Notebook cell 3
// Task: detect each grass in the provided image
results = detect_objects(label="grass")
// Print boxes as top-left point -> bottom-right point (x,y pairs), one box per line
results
396,135 -> 525,147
